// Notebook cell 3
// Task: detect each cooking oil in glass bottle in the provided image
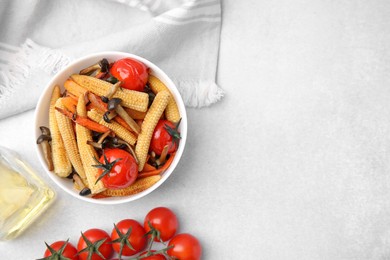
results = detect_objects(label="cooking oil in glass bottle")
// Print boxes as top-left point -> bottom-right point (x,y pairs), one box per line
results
0,146 -> 55,241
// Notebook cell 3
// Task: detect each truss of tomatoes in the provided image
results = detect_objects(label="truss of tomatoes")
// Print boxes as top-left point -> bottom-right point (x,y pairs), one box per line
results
38,207 -> 202,260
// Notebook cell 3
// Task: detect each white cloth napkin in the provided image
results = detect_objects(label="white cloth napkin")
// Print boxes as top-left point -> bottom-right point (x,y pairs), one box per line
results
0,0 -> 223,119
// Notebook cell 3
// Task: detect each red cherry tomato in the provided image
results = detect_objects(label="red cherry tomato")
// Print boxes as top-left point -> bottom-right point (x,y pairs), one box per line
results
167,233 -> 202,260
109,58 -> 149,91
111,219 -> 147,257
144,207 -> 178,242
43,240 -> 79,260
150,120 -> 181,155
141,250 -> 166,260
96,148 -> 138,189
77,228 -> 113,260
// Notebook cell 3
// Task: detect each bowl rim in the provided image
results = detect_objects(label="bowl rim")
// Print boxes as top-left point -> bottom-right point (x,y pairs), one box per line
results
34,51 -> 187,205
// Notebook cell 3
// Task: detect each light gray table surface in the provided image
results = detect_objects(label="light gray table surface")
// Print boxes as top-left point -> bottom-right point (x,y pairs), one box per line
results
2,0 -> 390,259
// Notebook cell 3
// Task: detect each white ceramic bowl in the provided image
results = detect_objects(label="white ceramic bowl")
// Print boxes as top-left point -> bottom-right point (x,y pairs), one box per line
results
34,52 -> 187,205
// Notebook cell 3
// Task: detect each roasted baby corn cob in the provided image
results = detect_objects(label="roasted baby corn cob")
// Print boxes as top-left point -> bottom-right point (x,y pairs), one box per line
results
49,86 -> 72,177
70,75 -> 149,112
64,79 -> 88,97
76,95 -> 106,194
87,109 -> 137,145
148,75 -> 180,123
101,175 -> 161,196
135,90 -> 170,171
55,98 -> 86,179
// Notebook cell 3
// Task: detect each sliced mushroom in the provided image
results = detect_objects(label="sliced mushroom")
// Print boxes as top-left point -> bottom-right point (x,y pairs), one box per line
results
105,76 -> 119,84
99,58 -> 109,72
80,64 -> 100,75
115,104 -> 141,134
89,135 -> 139,164
97,131 -> 112,144
101,96 -> 109,103
37,126 -> 54,171
87,140 -> 103,150
144,84 -> 156,108
107,98 -> 122,111
156,145 -> 169,166
107,98 -> 140,134
103,110 -> 117,123
101,81 -> 122,101
79,58 -> 109,75
112,138 -> 139,164
73,174 -> 85,189
40,126 -> 51,136
149,151 -> 157,167
79,187 -> 92,196
73,174 -> 91,196
87,131 -> 112,150
36,134 -> 52,143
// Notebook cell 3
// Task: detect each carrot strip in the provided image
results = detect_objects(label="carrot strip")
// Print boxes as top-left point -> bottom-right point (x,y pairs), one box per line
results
61,97 -> 78,113
138,153 -> 176,178
143,163 -> 157,172
158,145 -> 169,165
114,116 -> 133,132
55,107 -> 110,133
159,153 -> 175,171
75,116 -> 111,133
138,169 -> 163,179
86,103 -> 94,111
125,107 -> 147,120
92,194 -> 109,199
88,92 -> 107,112
136,119 -> 143,128
65,92 -> 79,101
95,72 -> 107,79
55,106 -> 75,119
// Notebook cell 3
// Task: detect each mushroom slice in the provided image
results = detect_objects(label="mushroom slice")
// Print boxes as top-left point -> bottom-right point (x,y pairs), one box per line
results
107,98 -> 141,134
87,140 -> 103,150
156,145 -> 169,166
103,110 -> 117,123
102,81 -> 122,102
79,58 -> 109,75
36,126 -> 54,171
112,138 -> 139,165
107,98 -> 122,111
73,174 -> 91,196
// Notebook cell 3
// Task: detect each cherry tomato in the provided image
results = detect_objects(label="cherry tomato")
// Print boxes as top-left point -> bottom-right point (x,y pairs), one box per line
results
111,219 -> 147,257
167,233 -> 202,260
77,228 -> 113,260
141,250 -> 166,260
150,120 -> 181,155
96,148 -> 138,189
109,58 -> 149,91
144,207 -> 178,242
43,240 -> 79,260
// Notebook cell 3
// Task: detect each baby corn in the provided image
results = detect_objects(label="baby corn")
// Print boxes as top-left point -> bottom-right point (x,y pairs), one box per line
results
64,79 -> 88,97
101,175 -> 161,196
76,95 -> 106,194
148,75 -> 180,123
49,86 -> 72,177
135,90 -> 170,171
87,109 -> 137,145
70,75 -> 149,112
55,98 -> 86,178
